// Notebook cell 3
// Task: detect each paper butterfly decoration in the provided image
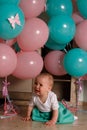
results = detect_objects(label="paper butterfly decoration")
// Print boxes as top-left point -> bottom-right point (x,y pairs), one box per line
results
8,13 -> 21,29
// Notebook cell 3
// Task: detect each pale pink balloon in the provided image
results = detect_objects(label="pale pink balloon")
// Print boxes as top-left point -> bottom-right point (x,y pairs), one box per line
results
17,18 -> 49,51
0,38 -> 16,46
19,0 -> 45,19
12,51 -> 43,79
74,20 -> 87,50
72,12 -> 84,25
44,51 -> 67,76
0,44 -> 17,77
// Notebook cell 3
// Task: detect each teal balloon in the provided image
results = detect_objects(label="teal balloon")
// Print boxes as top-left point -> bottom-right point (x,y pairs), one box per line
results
0,4 -> 25,39
76,0 -> 87,19
46,0 -> 73,17
48,15 -> 76,44
63,48 -> 87,77
0,0 -> 20,5
45,36 -> 66,50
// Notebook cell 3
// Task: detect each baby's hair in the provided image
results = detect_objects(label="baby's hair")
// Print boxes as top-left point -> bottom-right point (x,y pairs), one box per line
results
36,72 -> 54,88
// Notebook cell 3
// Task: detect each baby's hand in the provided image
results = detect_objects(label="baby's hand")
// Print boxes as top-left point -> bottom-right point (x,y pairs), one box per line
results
45,120 -> 56,126
22,116 -> 32,121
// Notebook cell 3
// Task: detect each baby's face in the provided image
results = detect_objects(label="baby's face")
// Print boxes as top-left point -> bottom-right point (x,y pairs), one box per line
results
33,76 -> 51,96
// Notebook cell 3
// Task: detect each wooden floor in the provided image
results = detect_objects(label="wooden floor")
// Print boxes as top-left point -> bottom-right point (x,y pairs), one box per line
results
0,106 -> 87,130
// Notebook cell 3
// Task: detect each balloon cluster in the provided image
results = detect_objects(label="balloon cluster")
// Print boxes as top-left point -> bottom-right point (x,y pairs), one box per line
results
44,0 -> 76,76
44,0 -> 87,78
0,0 -> 48,79
0,0 -> 24,77
63,0 -> 87,77
45,0 -> 76,50
0,0 -> 87,79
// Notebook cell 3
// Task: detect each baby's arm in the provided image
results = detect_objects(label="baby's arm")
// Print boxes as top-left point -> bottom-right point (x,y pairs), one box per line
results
23,105 -> 33,121
45,109 -> 58,126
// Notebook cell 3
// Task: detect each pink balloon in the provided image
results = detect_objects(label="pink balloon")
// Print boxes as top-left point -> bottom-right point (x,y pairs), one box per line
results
44,51 -> 67,76
19,0 -> 45,19
12,51 -> 43,79
17,18 -> 49,51
0,44 -> 17,77
74,20 -> 87,50
72,12 -> 84,25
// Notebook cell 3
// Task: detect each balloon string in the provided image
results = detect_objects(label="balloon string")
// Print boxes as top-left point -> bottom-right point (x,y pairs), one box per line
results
75,78 -> 83,93
74,78 -> 83,107
2,77 -> 17,116
63,48 -> 68,53
2,77 -> 10,97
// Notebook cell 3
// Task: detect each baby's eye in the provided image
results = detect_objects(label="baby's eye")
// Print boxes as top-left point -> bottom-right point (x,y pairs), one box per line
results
39,83 -> 43,87
34,82 -> 38,85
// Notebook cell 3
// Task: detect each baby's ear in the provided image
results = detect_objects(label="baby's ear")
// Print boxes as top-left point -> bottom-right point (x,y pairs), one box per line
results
48,86 -> 52,91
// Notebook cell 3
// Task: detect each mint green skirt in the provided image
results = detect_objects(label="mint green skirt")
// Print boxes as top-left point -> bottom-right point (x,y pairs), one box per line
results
32,102 -> 74,124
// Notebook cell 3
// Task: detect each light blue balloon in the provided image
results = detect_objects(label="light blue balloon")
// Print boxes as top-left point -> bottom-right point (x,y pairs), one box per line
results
0,4 -> 25,39
0,0 -> 20,5
63,48 -> 87,77
76,0 -> 87,19
48,15 -> 76,44
46,0 -> 73,17
45,36 -> 66,50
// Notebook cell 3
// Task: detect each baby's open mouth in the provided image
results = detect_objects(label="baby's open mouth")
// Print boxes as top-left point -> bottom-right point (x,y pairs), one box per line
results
35,90 -> 40,93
